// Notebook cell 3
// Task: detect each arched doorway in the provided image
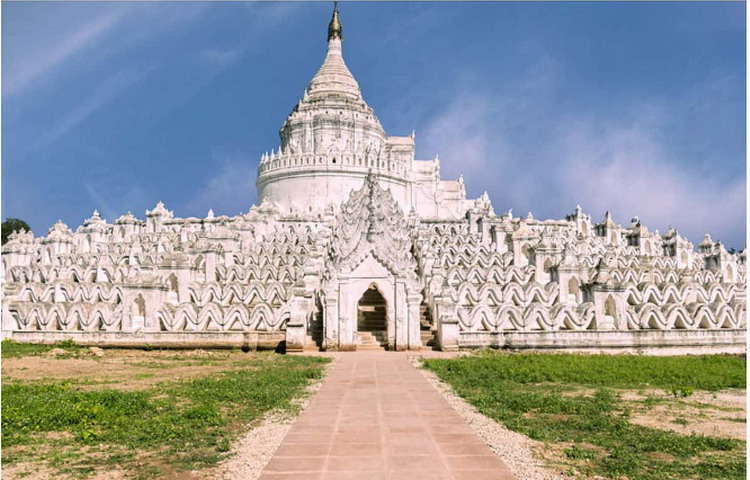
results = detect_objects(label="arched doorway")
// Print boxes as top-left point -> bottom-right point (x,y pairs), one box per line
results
568,277 -> 581,304
357,285 -> 387,349
604,294 -> 618,329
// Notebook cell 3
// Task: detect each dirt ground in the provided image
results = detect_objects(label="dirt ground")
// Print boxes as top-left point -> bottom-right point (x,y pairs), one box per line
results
624,389 -> 746,440
2,348 -> 305,480
561,386 -> 747,441
2,348 -> 259,390
2,463 -> 127,480
3,350 -> 745,480
2,347 -> 334,480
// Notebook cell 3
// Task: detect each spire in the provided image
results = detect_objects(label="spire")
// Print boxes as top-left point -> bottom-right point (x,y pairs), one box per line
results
306,2 -> 361,100
328,2 -> 342,41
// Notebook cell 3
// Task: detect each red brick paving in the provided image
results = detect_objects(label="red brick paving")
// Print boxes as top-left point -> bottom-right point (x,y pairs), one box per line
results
259,352 -> 515,480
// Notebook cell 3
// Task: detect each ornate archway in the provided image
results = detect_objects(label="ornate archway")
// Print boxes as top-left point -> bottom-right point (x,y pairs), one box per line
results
358,284 -> 387,333
311,173 -> 424,351
356,284 -> 388,349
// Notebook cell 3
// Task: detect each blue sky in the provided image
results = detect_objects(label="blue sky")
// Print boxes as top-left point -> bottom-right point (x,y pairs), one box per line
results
2,2 -> 746,247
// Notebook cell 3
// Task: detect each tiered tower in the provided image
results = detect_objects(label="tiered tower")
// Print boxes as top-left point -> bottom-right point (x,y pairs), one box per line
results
1,5 -> 745,354
256,6 -> 469,218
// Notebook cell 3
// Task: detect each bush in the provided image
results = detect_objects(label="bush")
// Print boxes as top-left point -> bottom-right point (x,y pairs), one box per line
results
2,218 -> 30,244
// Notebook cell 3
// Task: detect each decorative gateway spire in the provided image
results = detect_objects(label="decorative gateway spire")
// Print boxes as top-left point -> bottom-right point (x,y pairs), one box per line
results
328,2 -> 342,40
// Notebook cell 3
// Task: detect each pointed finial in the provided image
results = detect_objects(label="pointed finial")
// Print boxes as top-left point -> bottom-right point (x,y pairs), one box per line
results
328,2 -> 343,41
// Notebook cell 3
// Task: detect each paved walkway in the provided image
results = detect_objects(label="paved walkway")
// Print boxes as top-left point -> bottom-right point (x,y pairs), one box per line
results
260,352 -> 515,480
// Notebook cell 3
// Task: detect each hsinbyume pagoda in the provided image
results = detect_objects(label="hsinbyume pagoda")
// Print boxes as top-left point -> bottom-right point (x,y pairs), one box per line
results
2,7 -> 745,352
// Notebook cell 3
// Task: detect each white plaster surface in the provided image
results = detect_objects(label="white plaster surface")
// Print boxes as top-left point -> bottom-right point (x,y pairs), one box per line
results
2,8 -> 745,353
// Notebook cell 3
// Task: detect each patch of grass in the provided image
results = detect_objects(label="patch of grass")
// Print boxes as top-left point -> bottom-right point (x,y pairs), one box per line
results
131,359 -> 226,369
423,352 -> 746,480
722,417 -> 746,423
685,401 -> 744,412
130,361 -> 174,369
565,444 -> 598,460
670,386 -> 695,398
2,353 -> 330,478
427,351 -> 745,391
2,339 -> 84,358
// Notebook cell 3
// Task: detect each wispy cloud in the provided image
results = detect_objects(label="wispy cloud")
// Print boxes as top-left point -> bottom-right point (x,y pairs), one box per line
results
245,2 -> 307,25
418,61 -> 745,246
187,151 -> 256,217
556,119 -> 745,245
3,3 -> 214,100
200,48 -> 241,67
38,68 -> 149,150
195,3 -> 307,69
3,9 -> 127,97
84,182 -> 149,223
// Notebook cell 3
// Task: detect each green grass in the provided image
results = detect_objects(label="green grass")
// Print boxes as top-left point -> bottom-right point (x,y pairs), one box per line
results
2,339 -> 83,358
423,352 -> 746,480
425,352 -> 745,391
2,353 -> 330,478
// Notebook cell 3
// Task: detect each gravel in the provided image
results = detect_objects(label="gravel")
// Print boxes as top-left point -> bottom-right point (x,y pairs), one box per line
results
45,348 -> 68,357
208,411 -> 294,480
203,354 -> 568,480
203,360 -> 333,480
412,356 -> 570,480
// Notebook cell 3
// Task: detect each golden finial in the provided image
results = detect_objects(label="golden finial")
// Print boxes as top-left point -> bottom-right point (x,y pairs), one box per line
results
328,1 -> 342,41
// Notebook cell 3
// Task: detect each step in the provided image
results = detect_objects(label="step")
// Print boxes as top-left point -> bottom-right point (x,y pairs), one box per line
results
419,305 -> 433,330
303,335 -> 319,351
420,330 -> 438,350
357,344 -> 386,351
358,330 -> 386,336
357,331 -> 387,348
359,326 -> 387,333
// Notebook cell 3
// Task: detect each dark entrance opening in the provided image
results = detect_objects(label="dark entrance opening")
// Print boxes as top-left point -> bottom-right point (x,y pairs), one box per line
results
358,286 -> 386,332
357,285 -> 387,349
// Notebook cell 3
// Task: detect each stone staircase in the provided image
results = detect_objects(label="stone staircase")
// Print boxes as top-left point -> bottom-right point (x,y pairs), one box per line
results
304,310 -> 325,351
420,303 -> 438,350
358,305 -> 386,330
420,330 -> 437,349
303,334 -> 319,351
302,302 -> 438,352
357,330 -> 387,350
356,301 -> 388,350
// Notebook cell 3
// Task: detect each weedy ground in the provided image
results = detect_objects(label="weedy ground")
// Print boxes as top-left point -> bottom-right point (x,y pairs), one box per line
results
422,352 -> 746,480
1,340 -> 330,479
2,338 -> 84,358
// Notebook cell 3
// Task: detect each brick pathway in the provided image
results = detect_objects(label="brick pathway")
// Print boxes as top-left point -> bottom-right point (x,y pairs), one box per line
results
260,352 -> 515,480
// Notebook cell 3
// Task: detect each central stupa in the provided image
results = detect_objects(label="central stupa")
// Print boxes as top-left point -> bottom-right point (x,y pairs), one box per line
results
256,5 -> 474,218
2,4 -> 744,355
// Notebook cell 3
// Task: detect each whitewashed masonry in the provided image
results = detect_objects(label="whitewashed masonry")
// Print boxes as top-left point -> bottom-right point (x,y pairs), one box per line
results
2,7 -> 745,353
